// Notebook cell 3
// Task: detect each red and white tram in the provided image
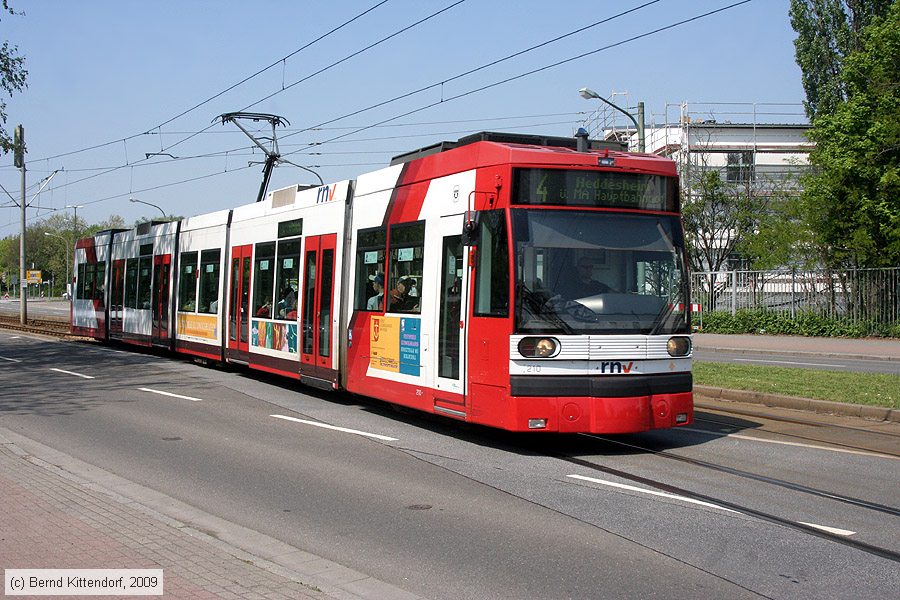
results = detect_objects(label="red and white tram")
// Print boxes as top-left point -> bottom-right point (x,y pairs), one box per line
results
73,132 -> 693,433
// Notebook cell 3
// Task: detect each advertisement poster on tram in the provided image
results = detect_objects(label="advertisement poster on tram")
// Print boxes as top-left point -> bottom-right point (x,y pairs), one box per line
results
370,316 -> 420,376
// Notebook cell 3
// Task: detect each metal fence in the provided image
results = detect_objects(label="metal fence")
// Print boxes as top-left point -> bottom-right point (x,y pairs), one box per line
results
691,268 -> 900,330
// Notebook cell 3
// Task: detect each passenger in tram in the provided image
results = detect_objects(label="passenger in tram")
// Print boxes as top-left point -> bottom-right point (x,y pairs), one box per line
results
277,285 -> 296,319
367,273 -> 384,311
256,297 -> 272,317
405,277 -> 418,299
389,277 -> 417,312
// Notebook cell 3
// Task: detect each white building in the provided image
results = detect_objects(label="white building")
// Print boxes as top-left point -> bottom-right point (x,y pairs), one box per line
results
587,100 -> 812,196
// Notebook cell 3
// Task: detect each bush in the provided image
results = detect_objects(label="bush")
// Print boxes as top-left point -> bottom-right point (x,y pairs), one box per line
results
697,309 -> 899,338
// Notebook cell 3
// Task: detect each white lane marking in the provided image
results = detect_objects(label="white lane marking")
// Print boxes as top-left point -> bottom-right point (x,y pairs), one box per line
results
0,355 -> 22,363
566,474 -> 740,513
734,358 -> 846,368
799,522 -> 856,536
680,427 -> 899,460
49,368 -> 95,379
270,414 -> 398,442
138,387 -> 203,402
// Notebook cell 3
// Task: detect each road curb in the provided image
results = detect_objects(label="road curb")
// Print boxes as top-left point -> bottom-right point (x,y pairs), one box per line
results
694,385 -> 899,423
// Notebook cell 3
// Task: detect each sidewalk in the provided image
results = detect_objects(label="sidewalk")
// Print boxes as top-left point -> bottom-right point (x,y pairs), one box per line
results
0,428 -> 418,600
694,333 -> 900,361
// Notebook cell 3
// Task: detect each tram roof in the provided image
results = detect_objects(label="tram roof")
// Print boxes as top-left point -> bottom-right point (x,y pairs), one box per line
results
389,131 -> 677,178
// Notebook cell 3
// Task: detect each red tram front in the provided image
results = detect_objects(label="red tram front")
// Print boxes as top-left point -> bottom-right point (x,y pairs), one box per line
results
344,132 -> 693,433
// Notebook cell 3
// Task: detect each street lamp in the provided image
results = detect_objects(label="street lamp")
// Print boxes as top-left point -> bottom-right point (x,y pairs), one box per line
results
64,204 -> 84,241
129,197 -> 167,220
579,87 -> 645,152
44,231 -> 70,299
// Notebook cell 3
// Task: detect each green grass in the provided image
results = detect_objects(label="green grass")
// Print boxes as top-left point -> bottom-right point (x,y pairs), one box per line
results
694,362 -> 900,409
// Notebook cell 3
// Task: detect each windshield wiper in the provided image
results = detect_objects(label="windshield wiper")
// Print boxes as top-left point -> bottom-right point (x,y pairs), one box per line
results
517,285 -> 574,334
648,301 -> 676,336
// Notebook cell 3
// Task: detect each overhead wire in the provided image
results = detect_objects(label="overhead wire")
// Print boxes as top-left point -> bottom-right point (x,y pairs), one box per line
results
277,0 -> 666,143
29,0 -> 393,163
282,0 -> 755,156
8,0 -> 754,218
18,0 -> 469,200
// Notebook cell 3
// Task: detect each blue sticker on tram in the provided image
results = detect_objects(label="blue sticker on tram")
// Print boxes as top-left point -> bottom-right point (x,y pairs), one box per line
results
399,318 -> 420,376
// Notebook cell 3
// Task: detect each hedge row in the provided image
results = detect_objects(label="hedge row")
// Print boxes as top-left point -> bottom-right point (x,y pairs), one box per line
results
696,309 -> 900,338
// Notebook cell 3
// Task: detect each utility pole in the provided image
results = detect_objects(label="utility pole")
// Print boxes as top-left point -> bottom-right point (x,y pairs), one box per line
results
15,124 -> 26,324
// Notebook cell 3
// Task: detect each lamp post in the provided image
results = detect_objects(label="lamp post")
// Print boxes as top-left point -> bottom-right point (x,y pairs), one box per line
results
579,87 -> 645,152
129,197 -> 167,219
44,231 -> 69,299
63,205 -> 83,300
64,204 -> 84,239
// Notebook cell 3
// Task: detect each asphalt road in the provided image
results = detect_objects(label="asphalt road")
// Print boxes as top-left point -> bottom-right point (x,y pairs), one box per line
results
1,331 -> 898,599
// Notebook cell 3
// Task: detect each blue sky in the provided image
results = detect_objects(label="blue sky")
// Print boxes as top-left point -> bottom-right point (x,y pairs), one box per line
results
1,0 -> 805,233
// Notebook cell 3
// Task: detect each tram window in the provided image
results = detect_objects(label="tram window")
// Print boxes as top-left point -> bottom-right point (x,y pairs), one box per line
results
137,256 -> 152,309
93,263 -> 106,303
274,241 -> 300,320
354,226 -> 386,311
473,209 -> 509,317
198,249 -> 221,314
76,263 -> 87,300
387,221 -> 424,314
253,242 -> 276,319
178,251 -> 198,312
125,258 -> 138,309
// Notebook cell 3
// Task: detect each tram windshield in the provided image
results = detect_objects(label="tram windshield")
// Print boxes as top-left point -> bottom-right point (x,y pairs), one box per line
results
512,209 -> 689,335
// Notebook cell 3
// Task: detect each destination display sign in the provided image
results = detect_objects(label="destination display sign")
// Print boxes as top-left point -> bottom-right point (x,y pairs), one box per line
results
513,168 -> 676,211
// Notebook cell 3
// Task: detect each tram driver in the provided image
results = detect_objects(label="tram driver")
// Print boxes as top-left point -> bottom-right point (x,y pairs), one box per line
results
559,257 -> 611,300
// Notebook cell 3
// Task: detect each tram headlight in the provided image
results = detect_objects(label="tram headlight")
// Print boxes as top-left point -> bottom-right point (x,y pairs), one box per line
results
667,336 -> 692,357
518,337 -> 560,358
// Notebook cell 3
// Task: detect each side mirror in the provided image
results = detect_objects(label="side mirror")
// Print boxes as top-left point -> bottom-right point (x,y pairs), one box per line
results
462,211 -> 479,246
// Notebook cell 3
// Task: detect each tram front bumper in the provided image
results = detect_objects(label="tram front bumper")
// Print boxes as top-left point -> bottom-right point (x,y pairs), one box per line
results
509,373 -> 693,433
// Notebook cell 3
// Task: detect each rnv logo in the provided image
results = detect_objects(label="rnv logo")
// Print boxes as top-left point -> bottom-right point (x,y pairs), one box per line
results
599,361 -> 634,374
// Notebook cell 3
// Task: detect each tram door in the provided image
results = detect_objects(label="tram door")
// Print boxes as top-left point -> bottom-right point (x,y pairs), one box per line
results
151,254 -> 171,346
228,244 -> 252,361
110,259 -> 125,335
300,234 -> 337,381
433,215 -> 468,401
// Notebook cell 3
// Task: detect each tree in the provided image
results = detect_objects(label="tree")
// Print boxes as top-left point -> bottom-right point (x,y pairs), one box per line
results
789,0 -> 893,119
735,175 -> 819,270
0,1 -> 27,154
799,2 -> 900,268
682,170 -> 756,274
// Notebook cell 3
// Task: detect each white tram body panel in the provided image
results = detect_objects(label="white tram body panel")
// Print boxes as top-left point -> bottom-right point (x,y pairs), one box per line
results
72,230 -> 116,337
173,209 -> 231,359
226,181 -> 352,383
108,221 -> 178,345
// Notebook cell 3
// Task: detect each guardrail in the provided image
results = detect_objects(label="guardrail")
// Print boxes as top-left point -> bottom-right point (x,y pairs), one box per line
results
691,268 -> 900,332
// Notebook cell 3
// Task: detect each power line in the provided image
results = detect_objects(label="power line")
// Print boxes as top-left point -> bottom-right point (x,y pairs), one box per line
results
283,1 -> 756,156
27,1 -> 466,200
277,0 -> 665,144
10,1 -> 753,216
0,163 -> 259,233
29,1 -> 392,163
150,0 -> 470,161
